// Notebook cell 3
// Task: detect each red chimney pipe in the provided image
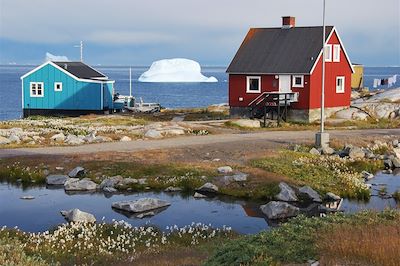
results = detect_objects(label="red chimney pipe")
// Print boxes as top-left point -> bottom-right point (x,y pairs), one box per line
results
282,16 -> 295,28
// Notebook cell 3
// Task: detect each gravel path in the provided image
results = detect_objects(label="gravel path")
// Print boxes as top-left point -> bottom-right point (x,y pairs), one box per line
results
0,128 -> 399,158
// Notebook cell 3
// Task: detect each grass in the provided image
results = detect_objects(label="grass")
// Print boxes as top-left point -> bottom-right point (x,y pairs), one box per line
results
317,223 -> 400,266
392,190 -> 400,201
0,161 -> 46,185
0,222 -> 235,266
251,150 -> 383,199
205,209 -> 400,266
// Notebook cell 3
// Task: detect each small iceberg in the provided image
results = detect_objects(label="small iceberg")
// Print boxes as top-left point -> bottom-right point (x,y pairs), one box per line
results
138,58 -> 218,83
45,52 -> 69,62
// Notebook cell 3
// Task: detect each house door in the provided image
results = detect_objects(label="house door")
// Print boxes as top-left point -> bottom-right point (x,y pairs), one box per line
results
279,75 -> 291,93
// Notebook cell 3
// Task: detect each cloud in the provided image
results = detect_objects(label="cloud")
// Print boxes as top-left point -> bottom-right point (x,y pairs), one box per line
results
45,52 -> 69,62
86,31 -> 180,45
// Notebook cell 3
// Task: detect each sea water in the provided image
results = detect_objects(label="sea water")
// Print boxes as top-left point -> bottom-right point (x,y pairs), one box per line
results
0,65 -> 398,121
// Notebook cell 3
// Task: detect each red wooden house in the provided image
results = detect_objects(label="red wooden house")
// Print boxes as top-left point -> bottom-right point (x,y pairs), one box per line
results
227,16 -> 354,122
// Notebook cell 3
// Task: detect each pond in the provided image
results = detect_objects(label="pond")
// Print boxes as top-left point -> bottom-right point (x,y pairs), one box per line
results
0,172 -> 399,234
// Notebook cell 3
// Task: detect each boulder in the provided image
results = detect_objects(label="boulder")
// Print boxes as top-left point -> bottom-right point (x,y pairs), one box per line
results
217,166 -> 233,174
392,139 -> 399,147
45,174 -> 69,185
61,209 -> 96,223
20,195 -> 35,200
117,178 -> 138,187
100,175 -> 124,189
68,166 -> 85,178
0,136 -> 11,145
112,198 -> 171,213
103,187 -> 117,193
164,186 -> 183,192
8,134 -> 20,143
51,133 -> 65,142
84,132 -> 97,143
194,192 -> 207,198
299,186 -> 322,202
64,178 -> 97,191
260,201 -> 300,220
120,136 -> 132,142
145,129 -> 163,139
392,157 -> 400,168
393,147 -> 400,159
348,147 -> 365,159
325,192 -> 341,201
321,146 -> 335,155
221,172 -> 248,184
275,182 -> 298,202
65,134 -> 84,145
196,182 -> 219,193
230,119 -> 260,128
309,148 -> 321,156
162,129 -> 186,136
384,159 -> 393,169
362,171 -> 374,180
138,178 -> 147,185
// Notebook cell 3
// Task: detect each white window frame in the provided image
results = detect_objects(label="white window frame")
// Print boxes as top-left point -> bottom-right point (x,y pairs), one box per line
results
333,44 -> 341,62
325,44 -> 332,62
54,82 -> 63,92
246,76 -> 261,93
292,75 -> 304,88
30,82 -> 44,97
336,76 -> 345,93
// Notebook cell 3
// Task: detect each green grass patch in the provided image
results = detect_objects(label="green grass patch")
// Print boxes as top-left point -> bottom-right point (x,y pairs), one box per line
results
205,210 -> 400,266
0,161 -> 46,185
251,151 -> 381,200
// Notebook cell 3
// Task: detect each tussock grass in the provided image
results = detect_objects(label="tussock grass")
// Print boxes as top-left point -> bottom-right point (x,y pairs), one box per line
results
318,223 -> 400,266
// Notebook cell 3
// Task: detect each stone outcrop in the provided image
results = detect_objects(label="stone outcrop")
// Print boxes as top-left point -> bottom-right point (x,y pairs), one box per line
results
61,209 -> 96,223
45,175 -> 69,185
275,182 -> 298,202
112,198 -> 171,213
260,201 -> 300,220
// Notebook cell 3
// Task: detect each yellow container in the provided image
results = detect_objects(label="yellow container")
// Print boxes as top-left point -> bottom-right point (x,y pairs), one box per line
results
351,64 -> 364,89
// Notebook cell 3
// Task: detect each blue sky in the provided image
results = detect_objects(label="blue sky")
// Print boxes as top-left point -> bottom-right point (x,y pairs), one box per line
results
0,0 -> 399,66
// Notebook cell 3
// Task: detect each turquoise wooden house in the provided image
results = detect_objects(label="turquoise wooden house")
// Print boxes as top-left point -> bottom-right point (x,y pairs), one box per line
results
20,61 -> 115,117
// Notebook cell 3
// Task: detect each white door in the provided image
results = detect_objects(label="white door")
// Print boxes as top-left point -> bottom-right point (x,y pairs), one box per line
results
279,75 -> 291,93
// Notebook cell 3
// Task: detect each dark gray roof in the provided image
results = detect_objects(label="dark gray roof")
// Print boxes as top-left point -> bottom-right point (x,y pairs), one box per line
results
227,26 -> 334,74
54,61 -> 107,80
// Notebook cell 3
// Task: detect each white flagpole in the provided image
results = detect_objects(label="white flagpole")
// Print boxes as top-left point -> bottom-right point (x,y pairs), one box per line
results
129,67 -> 132,97
320,0 -> 326,133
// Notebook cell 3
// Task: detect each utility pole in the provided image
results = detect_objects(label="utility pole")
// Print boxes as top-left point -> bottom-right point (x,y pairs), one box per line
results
316,0 -> 329,148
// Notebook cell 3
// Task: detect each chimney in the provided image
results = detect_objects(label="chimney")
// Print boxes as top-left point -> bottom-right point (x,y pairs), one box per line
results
282,16 -> 295,29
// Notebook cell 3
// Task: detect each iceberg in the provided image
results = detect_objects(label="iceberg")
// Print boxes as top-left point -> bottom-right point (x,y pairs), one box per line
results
45,52 -> 69,62
138,58 -> 218,83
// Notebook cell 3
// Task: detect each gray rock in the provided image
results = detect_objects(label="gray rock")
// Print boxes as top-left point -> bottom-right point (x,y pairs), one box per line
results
0,136 -> 11,145
100,175 -> 124,189
65,134 -> 84,145
194,192 -> 207,198
197,182 -> 219,193
364,149 -> 376,159
138,178 -> 147,185
217,166 -> 233,174
103,187 -> 117,193
164,186 -> 183,192
117,178 -> 138,187
309,147 -> 321,156
299,186 -> 322,202
95,136 -> 112,142
392,139 -> 399,147
221,172 -> 248,184
136,211 -> 155,219
276,182 -> 298,202
321,146 -> 335,155
51,133 -> 65,142
68,166 -> 85,178
325,192 -> 341,201
392,157 -> 400,168
362,171 -> 374,180
393,147 -> 400,159
45,174 -> 69,185
61,209 -> 96,223
120,136 -> 132,142
260,201 -> 300,220
84,132 -> 97,143
384,159 -> 393,169
112,198 -> 171,213
20,195 -> 35,200
144,129 -> 163,139
64,178 -> 97,191
8,134 -> 20,143
348,147 -> 365,159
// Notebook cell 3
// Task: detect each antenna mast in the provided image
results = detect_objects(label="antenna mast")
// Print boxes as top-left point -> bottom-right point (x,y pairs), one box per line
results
129,67 -> 132,97
74,41 -> 83,62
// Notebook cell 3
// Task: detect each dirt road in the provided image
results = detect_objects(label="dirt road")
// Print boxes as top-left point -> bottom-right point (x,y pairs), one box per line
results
0,128 -> 399,158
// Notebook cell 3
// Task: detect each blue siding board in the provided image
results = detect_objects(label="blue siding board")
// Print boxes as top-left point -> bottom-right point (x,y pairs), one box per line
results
22,63 -> 110,111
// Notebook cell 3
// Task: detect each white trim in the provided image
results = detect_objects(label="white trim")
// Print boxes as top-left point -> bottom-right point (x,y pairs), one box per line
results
333,44 -> 340,62
20,61 -> 116,84
325,44 -> 332,62
30,82 -> 44,97
54,82 -> 63,92
310,27 -> 354,74
336,76 -> 345,93
100,83 -> 104,110
292,75 -> 304,88
246,76 -> 261,93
